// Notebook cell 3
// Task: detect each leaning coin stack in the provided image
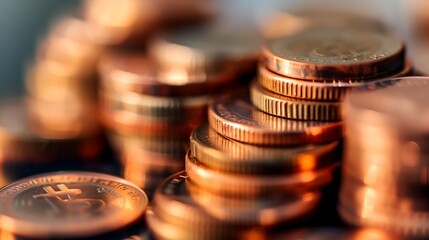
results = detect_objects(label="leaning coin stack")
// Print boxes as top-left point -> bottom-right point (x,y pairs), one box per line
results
339,77 -> 429,238
100,25 -> 260,198
0,171 -> 149,239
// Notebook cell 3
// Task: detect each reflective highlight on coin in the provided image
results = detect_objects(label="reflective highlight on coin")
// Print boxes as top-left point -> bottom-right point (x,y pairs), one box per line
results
0,172 -> 148,238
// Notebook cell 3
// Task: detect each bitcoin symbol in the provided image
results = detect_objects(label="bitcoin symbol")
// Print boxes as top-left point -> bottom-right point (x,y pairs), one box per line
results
33,184 -> 106,215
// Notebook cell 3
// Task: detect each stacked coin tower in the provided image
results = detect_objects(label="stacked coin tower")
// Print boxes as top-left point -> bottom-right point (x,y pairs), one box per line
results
339,77 -> 429,238
147,26 -> 412,239
100,25 -> 260,197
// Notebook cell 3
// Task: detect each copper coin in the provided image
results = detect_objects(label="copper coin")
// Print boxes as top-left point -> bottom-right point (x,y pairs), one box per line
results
190,123 -> 341,174
186,153 -> 336,196
250,80 -> 342,121
186,179 -> 320,226
257,61 -> 412,101
263,27 -> 405,80
149,172 -> 252,239
0,171 -> 148,238
208,89 -> 342,146
150,23 -> 261,74
0,98 -> 101,162
99,48 -> 241,97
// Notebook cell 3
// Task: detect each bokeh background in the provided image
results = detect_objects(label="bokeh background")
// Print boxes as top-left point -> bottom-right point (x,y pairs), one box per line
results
0,0 -> 416,98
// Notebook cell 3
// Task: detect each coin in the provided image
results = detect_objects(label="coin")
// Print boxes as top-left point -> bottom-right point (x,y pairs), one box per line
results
250,80 -> 342,121
186,153 -> 336,196
190,124 -> 340,174
263,27 -> 405,80
150,24 -> 261,73
99,48 -> 240,97
0,98 -> 101,162
208,89 -> 342,146
186,179 -> 320,226
270,227 -> 402,240
84,0 -> 213,46
149,172 -> 253,239
100,90 -> 208,122
257,62 -> 412,101
0,171 -> 148,238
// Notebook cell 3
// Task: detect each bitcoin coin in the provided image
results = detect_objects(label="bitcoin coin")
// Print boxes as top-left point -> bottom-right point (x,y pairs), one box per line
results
208,89 -> 342,146
263,27 -> 405,80
0,172 -> 148,238
99,49 -> 240,96
257,62 -> 412,101
186,153 -> 336,196
190,124 -> 340,174
250,80 -> 341,121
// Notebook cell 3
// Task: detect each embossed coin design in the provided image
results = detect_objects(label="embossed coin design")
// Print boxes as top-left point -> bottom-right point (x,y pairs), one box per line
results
208,90 -> 342,146
0,172 -> 148,238
263,27 -> 405,80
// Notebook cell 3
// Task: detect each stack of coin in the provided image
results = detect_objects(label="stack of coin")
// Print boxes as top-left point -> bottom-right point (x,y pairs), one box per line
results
0,171 -> 149,239
147,88 -> 342,239
100,25 -> 260,197
255,27 -> 409,122
339,77 -> 429,238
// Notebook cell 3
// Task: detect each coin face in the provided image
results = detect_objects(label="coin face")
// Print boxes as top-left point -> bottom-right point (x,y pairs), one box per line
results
208,89 -> 342,146
263,28 -> 405,80
0,172 -> 148,238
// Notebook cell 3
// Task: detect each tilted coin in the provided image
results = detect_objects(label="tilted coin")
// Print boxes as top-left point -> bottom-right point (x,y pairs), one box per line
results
263,27 -> 405,80
0,172 -> 148,238
208,89 -> 342,146
257,62 -> 412,101
99,49 -> 240,96
149,172 -> 254,239
186,153 -> 336,196
190,124 -> 340,174
186,179 -> 320,226
150,23 -> 260,73
250,80 -> 342,121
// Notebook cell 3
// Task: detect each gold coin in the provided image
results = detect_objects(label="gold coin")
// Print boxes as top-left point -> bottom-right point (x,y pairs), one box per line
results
186,179 -> 320,226
250,80 -> 342,121
257,62 -> 412,101
100,90 -> 208,122
150,24 -> 260,73
0,171 -> 148,238
186,153 -> 336,196
263,27 -> 405,80
208,89 -> 342,146
99,49 -> 241,96
190,123 -> 341,174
